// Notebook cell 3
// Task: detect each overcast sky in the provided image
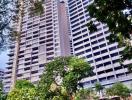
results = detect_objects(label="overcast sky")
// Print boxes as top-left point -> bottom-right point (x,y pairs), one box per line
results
0,51 -> 9,69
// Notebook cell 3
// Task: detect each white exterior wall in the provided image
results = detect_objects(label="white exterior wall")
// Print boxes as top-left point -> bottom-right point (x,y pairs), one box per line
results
4,0 -> 71,93
67,0 -> 132,88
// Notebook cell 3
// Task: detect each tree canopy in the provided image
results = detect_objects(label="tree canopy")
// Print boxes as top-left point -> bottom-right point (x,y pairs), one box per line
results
87,0 -> 132,62
0,0 -> 14,51
95,82 -> 103,92
0,0 -> 44,52
74,88 -> 99,100
37,56 -> 93,100
95,82 -> 104,97
7,80 -> 37,100
106,82 -> 131,99
14,80 -> 35,89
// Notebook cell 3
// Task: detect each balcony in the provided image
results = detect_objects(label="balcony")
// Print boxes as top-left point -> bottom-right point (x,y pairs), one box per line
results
6,65 -> 12,70
6,61 -> 13,65
7,52 -> 14,57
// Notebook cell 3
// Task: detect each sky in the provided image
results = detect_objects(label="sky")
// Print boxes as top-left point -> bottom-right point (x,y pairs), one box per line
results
0,51 -> 9,69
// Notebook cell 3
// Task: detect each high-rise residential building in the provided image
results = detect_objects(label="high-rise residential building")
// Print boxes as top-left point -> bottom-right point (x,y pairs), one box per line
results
4,0 -> 71,92
67,0 -> 132,88
0,69 -> 4,82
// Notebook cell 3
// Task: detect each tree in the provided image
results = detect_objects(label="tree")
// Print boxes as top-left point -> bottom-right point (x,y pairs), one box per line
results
0,0 -> 14,51
14,80 -> 35,89
95,82 -> 104,97
74,88 -> 99,100
7,80 -> 37,100
0,0 -> 44,51
0,81 -> 6,100
87,0 -> 132,62
106,82 -> 131,100
106,87 -> 113,97
37,56 -> 93,100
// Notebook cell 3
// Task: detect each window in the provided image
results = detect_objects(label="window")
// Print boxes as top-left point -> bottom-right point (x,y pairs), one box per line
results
86,54 -> 92,58
109,46 -> 117,51
25,62 -> 30,66
107,75 -> 115,80
98,38 -> 104,42
112,59 -> 119,63
32,47 -> 38,51
96,64 -> 103,68
98,71 -> 105,75
86,48 -> 91,52
75,46 -> 84,51
76,51 -> 84,56
101,49 -> 108,54
91,79 -> 97,84
102,55 -> 109,60
97,33 -> 103,37
88,60 -> 93,63
32,56 -> 38,60
25,58 -> 30,61
92,46 -> 99,50
91,40 -> 97,45
24,67 -> 30,71
104,61 -> 111,66
39,64 -> 45,68
84,43 -> 90,47
105,68 -> 113,73
94,51 -> 100,56
31,70 -> 38,74
114,66 -> 122,71
74,41 -> 83,46
84,38 -> 89,42
100,43 -> 106,48
110,52 -> 118,57
95,57 -> 102,62
39,41 -> 45,44
90,35 -> 96,40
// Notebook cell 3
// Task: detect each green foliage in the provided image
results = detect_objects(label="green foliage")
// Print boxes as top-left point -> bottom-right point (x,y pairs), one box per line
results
106,87 -> 114,97
74,88 -> 99,100
94,82 -> 104,98
121,46 -> 132,61
86,21 -> 97,33
95,82 -> 103,92
0,0 -> 13,51
106,82 -> 131,99
7,88 -> 37,100
33,0 -> 44,15
87,0 -> 131,39
37,56 -> 93,100
0,81 -> 7,100
7,80 -> 37,100
87,0 -> 132,62
15,80 -> 35,89
127,64 -> 132,72
29,0 -> 44,16
0,0 -> 45,51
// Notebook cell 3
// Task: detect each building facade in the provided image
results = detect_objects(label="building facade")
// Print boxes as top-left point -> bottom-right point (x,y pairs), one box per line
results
4,0 -> 132,93
4,0 -> 71,92
67,0 -> 132,88
0,69 -> 4,82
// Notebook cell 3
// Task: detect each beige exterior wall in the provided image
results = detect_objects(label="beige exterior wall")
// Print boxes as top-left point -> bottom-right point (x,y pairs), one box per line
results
58,1 -> 71,56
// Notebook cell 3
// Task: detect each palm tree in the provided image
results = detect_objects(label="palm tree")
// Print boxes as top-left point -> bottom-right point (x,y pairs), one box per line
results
11,0 -> 44,89
95,82 -> 104,98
